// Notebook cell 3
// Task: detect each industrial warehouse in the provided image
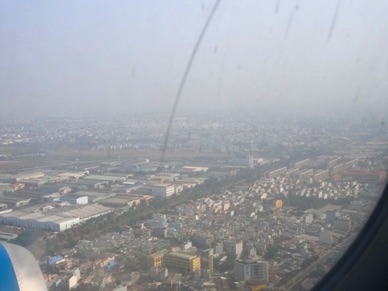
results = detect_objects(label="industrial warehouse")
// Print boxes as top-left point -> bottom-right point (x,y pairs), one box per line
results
0,204 -> 112,232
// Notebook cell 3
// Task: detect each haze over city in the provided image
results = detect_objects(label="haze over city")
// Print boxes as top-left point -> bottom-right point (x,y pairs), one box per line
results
1,0 -> 388,119
0,1 -> 388,290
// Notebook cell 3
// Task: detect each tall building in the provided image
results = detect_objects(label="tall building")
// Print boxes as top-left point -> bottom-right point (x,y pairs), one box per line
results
313,170 -> 329,181
147,250 -> 168,268
224,240 -> 243,258
327,158 -> 340,168
344,158 -> 358,169
208,255 -> 214,275
214,241 -> 223,255
163,252 -> 201,274
234,259 -> 269,282
299,169 -> 314,180
285,168 -> 299,179
267,167 -> 287,179
332,164 -> 345,174
294,159 -> 310,169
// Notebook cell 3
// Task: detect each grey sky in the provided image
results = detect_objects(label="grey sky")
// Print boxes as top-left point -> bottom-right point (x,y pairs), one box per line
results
0,0 -> 387,119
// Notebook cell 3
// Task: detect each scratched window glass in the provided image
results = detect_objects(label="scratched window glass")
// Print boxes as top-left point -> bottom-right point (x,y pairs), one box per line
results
0,1 -> 387,290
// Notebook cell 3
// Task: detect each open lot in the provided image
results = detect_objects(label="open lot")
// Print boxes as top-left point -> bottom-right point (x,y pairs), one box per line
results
0,160 -> 59,173
0,149 -> 231,173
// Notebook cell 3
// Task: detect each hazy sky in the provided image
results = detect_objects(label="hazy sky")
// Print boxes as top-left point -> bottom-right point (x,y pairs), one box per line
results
1,0 -> 388,119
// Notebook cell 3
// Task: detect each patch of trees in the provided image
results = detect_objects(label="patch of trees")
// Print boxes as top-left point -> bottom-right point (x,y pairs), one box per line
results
301,255 -> 319,269
9,229 -> 43,247
264,244 -> 279,260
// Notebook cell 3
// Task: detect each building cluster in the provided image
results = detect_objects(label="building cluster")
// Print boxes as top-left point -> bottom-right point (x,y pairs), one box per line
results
0,114 -> 387,290
31,152 -> 384,290
2,114 -> 380,160
0,166 -> 212,232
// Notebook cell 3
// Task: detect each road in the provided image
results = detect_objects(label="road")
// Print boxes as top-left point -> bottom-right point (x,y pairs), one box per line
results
282,249 -> 333,291
282,233 -> 357,291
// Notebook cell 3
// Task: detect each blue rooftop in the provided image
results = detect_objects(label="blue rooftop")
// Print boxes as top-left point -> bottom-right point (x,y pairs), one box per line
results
48,255 -> 63,265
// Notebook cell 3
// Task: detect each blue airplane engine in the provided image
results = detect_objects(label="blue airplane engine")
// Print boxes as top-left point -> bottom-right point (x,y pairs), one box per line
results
0,242 -> 47,291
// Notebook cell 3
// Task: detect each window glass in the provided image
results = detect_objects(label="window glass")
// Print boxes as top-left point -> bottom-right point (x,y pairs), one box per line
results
0,1 -> 387,290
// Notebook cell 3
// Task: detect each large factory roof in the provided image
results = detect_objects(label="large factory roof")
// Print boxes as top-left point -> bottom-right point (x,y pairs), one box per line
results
0,204 -> 112,222
61,204 -> 112,220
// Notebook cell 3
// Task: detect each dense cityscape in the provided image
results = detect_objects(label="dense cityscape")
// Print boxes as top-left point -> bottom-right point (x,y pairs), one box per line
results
0,113 -> 386,291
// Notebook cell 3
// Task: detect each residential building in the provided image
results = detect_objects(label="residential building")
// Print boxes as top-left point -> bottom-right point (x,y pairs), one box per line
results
163,252 -> 201,273
68,268 -> 81,290
214,241 -> 223,255
285,168 -> 299,179
299,169 -> 313,180
294,159 -> 310,169
313,170 -> 329,181
327,158 -> 340,168
333,218 -> 351,232
234,259 -> 269,282
332,164 -> 345,174
267,167 -> 287,179
192,234 -> 214,249
344,158 -> 358,169
224,240 -> 243,258
275,200 -> 283,209
147,251 -> 167,268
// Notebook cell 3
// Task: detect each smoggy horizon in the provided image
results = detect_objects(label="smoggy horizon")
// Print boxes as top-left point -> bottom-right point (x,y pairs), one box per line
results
1,0 -> 388,120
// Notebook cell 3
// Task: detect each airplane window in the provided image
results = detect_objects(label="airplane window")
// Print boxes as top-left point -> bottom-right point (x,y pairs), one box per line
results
0,0 -> 387,290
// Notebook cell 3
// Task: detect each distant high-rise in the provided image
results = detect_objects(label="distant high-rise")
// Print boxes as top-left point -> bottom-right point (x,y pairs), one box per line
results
294,159 -> 310,169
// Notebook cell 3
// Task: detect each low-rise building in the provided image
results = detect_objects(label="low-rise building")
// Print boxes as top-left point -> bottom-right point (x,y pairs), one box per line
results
147,184 -> 175,198
333,218 -> 351,232
60,195 -> 88,205
319,231 -> 334,244
0,211 -> 80,232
